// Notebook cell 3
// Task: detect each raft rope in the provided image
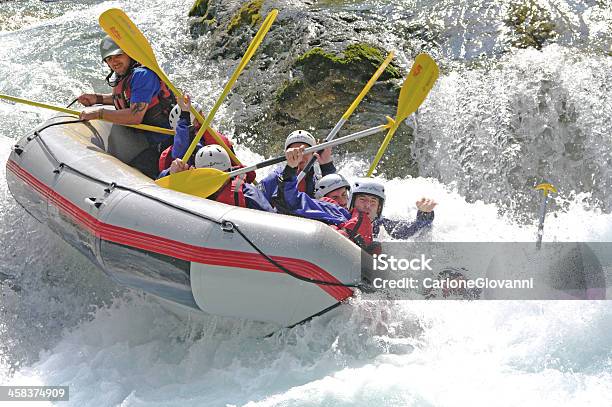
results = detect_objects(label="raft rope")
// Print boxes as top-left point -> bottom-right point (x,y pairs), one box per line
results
15,119 -> 364,290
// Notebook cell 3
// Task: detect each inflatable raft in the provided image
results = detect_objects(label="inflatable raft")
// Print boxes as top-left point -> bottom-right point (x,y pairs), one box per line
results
6,116 -> 362,326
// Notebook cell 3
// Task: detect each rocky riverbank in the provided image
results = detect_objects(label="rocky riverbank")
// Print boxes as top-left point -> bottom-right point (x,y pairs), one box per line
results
186,0 -> 419,176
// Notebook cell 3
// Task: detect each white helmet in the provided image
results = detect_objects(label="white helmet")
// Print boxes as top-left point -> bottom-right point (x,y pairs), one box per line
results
194,144 -> 231,171
284,130 -> 316,150
349,178 -> 386,217
314,174 -> 351,199
168,101 -> 204,130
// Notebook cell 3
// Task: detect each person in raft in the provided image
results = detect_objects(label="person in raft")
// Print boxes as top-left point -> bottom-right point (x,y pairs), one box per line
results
314,173 -> 436,239
275,146 -> 377,252
157,94 -> 254,182
77,35 -> 176,178
167,144 -> 273,211
259,130 -> 336,204
346,179 -> 436,240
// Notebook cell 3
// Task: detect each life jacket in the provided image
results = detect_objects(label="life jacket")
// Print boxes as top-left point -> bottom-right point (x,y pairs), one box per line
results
297,177 -> 307,193
111,63 -> 176,129
335,208 -> 376,252
210,177 -> 246,207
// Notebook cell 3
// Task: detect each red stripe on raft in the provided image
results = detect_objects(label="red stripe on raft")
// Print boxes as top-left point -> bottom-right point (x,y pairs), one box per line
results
6,159 -> 354,300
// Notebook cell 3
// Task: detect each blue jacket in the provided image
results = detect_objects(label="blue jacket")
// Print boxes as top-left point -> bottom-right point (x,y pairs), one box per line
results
373,211 -> 434,239
260,161 -> 336,204
275,166 -> 350,225
157,112 -> 201,179
243,183 -> 276,212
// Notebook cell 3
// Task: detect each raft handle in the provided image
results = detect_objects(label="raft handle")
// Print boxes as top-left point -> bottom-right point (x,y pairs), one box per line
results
53,163 -> 65,174
13,145 -> 23,155
220,220 -> 235,233
104,182 -> 117,194
85,197 -> 104,209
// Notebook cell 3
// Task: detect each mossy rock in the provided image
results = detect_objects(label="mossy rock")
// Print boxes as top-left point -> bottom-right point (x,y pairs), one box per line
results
276,79 -> 304,103
505,0 -> 557,49
275,43 -> 401,103
189,0 -> 210,18
189,17 -> 217,37
296,44 -> 402,83
227,0 -> 264,34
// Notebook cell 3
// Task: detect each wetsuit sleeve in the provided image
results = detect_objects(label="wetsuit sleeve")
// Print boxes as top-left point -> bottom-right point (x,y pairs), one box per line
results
242,184 -> 276,212
276,166 -> 350,225
129,68 -> 162,104
259,167 -> 281,203
380,210 -> 435,239
320,161 -> 336,177
171,111 -> 192,159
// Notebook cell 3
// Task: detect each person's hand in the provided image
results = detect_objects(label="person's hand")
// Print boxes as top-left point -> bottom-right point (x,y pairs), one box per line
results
79,107 -> 103,121
77,94 -> 98,107
315,146 -> 333,165
169,158 -> 190,174
285,145 -> 305,168
177,94 -> 192,112
416,197 -> 437,212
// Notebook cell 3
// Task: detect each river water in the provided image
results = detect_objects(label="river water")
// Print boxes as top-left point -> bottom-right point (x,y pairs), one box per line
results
1,0 -> 611,406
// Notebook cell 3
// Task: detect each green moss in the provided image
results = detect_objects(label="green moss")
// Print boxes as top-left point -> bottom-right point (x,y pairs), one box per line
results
188,0 -> 209,18
227,0 -> 264,34
296,43 -> 402,81
505,0 -> 557,49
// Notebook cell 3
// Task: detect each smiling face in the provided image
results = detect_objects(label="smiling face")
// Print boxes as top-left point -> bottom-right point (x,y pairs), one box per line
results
352,194 -> 381,221
104,53 -> 131,76
325,187 -> 349,208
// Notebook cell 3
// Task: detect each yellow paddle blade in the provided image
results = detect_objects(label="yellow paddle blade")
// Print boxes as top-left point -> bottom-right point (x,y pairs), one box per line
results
183,9 -> 278,162
366,53 -> 439,176
395,53 -> 439,124
99,9 -> 163,78
154,167 -> 230,198
535,183 -> 557,197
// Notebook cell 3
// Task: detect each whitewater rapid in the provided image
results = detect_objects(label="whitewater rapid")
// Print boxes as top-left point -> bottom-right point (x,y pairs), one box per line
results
1,0 -> 611,406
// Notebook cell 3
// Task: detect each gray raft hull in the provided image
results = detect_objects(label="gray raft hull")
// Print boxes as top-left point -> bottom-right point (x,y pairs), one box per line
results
6,117 -> 361,326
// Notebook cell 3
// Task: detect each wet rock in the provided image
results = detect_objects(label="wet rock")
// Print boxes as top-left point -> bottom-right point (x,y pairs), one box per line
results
227,0 -> 264,33
188,0 -> 210,17
188,0 -> 421,176
505,0 -> 558,50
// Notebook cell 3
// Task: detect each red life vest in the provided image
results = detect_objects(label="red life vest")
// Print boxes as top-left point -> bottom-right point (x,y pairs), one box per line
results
297,178 -> 307,193
111,65 -> 176,129
211,178 -> 247,207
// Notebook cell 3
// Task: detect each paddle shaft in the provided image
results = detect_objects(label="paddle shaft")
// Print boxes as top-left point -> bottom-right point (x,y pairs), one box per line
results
536,192 -> 550,250
535,183 -> 556,250
0,93 -> 174,135
296,52 -> 395,182
296,119 -> 345,182
227,124 -> 388,178
366,125 -> 399,177
182,10 -> 278,163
